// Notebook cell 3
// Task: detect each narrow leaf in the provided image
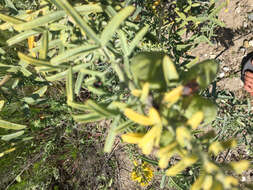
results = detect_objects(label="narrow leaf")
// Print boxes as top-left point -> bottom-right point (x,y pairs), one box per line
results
66,67 -> 74,103
51,44 -> 99,65
18,52 -> 60,68
1,130 -> 24,141
39,30 -> 49,59
7,30 -> 40,46
162,55 -> 179,86
104,116 -> 120,152
128,24 -> 149,55
100,6 -> 135,46
85,100 -> 114,117
74,71 -> 85,95
34,86 -> 48,97
0,120 -> 26,130
72,112 -> 105,123
53,0 -> 100,44
46,63 -> 90,81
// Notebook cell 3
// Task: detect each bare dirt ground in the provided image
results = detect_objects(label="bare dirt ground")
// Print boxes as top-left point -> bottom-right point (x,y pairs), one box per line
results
192,0 -> 253,98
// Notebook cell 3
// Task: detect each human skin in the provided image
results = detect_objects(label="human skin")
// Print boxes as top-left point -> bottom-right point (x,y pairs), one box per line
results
244,60 -> 253,96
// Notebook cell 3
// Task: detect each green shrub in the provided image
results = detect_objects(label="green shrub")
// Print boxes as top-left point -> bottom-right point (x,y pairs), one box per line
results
0,0 -> 250,189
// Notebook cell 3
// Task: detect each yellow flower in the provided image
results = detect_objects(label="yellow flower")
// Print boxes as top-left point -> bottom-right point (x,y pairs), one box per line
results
157,142 -> 178,168
138,124 -> 162,155
230,160 -> 249,174
166,155 -> 198,176
186,111 -> 204,129
121,133 -> 144,144
131,161 -> 153,186
191,175 -> 205,190
208,141 -> 224,156
122,107 -> 162,155
163,85 -> 183,107
191,174 -> 213,190
176,126 -> 191,147
202,175 -> 213,190
204,160 -> 219,173
124,108 -> 154,126
209,139 -> 237,156
223,176 -> 238,189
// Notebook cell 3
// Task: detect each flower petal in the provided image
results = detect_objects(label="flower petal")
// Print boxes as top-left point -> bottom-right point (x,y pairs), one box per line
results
187,111 -> 204,129
148,107 -> 161,124
163,85 -> 183,107
121,133 -> 144,144
124,108 -> 154,126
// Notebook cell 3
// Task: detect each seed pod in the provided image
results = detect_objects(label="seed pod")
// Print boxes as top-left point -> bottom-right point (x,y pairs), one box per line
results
131,52 -> 166,89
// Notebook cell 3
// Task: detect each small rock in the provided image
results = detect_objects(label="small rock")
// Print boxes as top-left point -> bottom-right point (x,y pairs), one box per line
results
243,21 -> 248,28
248,12 -> 253,21
249,39 -> 253,47
243,40 -> 249,48
223,67 -> 229,72
210,54 -> 216,59
235,7 -> 240,14
219,72 -> 225,78
241,176 -> 246,182
239,46 -> 246,54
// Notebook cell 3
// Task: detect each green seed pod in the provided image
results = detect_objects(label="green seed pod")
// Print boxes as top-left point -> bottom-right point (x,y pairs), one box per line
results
131,52 -> 166,89
182,59 -> 219,89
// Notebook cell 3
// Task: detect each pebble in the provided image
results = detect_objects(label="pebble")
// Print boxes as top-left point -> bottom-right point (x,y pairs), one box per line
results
235,7 -> 240,14
248,12 -> 253,21
243,40 -> 249,48
210,54 -> 216,59
223,67 -> 229,72
243,21 -> 248,28
241,176 -> 246,182
239,47 -> 246,55
249,39 -> 253,47
219,72 -> 225,78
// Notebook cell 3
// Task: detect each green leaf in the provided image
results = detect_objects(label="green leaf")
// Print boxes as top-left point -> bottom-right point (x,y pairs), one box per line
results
7,30 -> 40,46
15,4 -> 102,31
87,86 -> 107,96
52,0 -> 100,44
0,100 -> 4,111
74,71 -> 85,95
72,112 -> 105,123
111,62 -> 125,82
50,44 -> 99,65
1,130 -> 24,141
104,116 -> 120,153
15,11 -> 65,31
66,67 -> 74,103
115,120 -> 134,133
128,24 -> 149,55
39,30 -> 49,59
46,63 -> 90,81
182,59 -> 218,88
68,101 -> 91,111
100,6 -> 135,46
117,30 -> 129,56
0,13 -> 24,24
186,56 -> 199,69
0,120 -> 26,130
184,95 -> 217,125
85,100 -> 114,117
162,55 -> 178,86
34,86 -> 48,97
18,52 -> 61,68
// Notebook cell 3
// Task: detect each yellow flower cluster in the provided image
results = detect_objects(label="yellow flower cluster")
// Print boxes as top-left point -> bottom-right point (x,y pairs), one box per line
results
131,161 -> 154,186
122,85 -> 203,173
121,83 -> 250,190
